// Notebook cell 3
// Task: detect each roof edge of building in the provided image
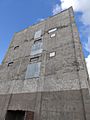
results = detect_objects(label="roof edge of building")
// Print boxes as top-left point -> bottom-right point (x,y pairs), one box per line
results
15,6 -> 73,34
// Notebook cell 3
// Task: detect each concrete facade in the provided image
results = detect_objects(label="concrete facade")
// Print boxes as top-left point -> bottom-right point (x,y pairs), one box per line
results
0,7 -> 90,120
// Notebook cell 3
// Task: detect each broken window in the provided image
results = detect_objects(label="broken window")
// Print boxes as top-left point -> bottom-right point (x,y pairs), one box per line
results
25,62 -> 41,79
31,39 -> 43,55
34,30 -> 42,39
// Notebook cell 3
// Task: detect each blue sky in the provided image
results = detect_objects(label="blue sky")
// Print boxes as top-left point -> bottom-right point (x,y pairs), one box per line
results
0,0 -> 57,63
0,0 -> 90,76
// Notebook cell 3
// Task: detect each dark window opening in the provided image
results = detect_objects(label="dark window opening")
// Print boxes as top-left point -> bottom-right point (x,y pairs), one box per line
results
8,62 -> 14,67
14,45 -> 19,50
34,38 -> 42,43
30,56 -> 39,62
5,110 -> 25,120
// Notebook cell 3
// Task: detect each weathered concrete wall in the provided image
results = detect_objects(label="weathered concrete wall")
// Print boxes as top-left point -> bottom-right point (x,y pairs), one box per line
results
0,7 -> 90,120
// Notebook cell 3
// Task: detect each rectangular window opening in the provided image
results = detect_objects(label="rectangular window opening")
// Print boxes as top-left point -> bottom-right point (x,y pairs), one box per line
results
50,52 -> 56,58
25,62 -> 41,79
14,45 -> 19,50
8,62 -> 14,67
31,38 -> 43,55
5,110 -> 34,120
34,30 -> 42,39
30,56 -> 40,62
48,28 -> 57,33
50,33 -> 56,38
5,110 -> 25,120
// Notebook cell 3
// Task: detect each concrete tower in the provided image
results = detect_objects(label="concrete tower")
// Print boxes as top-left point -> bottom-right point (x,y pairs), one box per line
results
0,7 -> 90,120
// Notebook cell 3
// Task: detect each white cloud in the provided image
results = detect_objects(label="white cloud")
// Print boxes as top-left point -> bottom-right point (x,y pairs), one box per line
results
61,0 -> 90,26
60,0 -> 79,11
86,55 -> 90,78
53,4 -> 61,15
53,0 -> 90,26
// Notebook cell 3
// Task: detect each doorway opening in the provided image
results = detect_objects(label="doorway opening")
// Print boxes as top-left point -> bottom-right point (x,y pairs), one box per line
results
5,110 -> 34,120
